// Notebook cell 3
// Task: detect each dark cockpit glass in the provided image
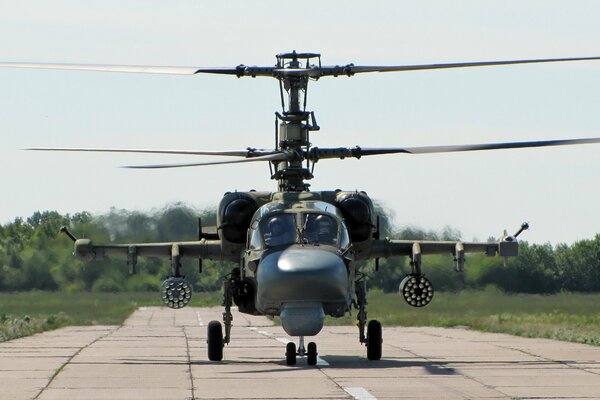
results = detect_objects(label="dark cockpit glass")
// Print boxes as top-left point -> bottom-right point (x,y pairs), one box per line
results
301,214 -> 338,246
262,214 -> 297,247
256,212 -> 347,249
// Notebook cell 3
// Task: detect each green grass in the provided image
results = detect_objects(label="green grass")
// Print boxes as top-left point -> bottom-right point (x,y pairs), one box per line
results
1,289 -> 600,346
325,287 -> 600,346
0,291 -> 222,341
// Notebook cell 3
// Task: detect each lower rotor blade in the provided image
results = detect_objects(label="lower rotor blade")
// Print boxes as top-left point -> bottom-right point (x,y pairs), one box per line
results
123,152 -> 292,169
311,137 -> 600,160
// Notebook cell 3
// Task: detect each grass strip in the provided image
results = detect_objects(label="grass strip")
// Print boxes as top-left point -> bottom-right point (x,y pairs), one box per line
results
1,289 -> 599,346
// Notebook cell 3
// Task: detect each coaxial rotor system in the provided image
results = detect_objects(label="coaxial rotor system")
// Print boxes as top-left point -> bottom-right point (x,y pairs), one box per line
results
6,51 -> 600,190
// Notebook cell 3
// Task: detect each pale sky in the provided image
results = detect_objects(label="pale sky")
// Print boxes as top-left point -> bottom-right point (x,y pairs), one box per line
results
1,1 -> 599,244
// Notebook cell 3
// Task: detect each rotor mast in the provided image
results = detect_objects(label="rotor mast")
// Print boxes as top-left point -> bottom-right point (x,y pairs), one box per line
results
272,51 -> 320,192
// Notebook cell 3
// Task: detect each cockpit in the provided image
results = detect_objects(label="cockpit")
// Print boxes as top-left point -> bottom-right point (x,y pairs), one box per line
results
263,214 -> 297,247
300,214 -> 338,246
248,203 -> 350,250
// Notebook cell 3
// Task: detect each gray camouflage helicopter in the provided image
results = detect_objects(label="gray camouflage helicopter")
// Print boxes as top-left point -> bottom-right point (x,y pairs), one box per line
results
4,51 -> 600,365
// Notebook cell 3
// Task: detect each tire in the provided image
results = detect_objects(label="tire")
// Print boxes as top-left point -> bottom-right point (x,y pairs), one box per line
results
366,320 -> 382,360
307,342 -> 317,366
207,320 -> 224,361
286,342 -> 297,365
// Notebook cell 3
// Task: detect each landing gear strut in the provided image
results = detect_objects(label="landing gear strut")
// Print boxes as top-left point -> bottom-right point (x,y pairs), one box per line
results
355,277 -> 382,360
207,275 -> 234,361
222,278 -> 233,345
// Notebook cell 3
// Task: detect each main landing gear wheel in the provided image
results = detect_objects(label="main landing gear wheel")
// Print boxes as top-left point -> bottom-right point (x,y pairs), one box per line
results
366,320 -> 382,360
207,320 -> 224,361
286,342 -> 297,365
307,342 -> 318,366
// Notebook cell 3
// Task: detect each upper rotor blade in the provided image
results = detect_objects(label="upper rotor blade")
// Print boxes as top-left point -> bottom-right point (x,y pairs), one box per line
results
26,147 -> 277,157
0,62 -> 238,75
310,137 -> 600,160
123,152 -> 292,169
4,56 -> 599,79
321,56 -> 600,76
199,66 -> 276,77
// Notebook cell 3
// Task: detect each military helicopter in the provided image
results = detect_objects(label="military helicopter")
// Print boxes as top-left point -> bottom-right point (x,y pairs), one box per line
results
4,51 -> 600,365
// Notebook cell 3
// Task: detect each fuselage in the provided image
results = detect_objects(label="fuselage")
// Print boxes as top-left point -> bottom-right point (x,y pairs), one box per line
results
242,200 -> 355,336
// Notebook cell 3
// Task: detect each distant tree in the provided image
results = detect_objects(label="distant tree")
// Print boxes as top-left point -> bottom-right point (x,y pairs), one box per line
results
555,235 -> 600,292
477,242 -> 560,293
1,204 -> 599,294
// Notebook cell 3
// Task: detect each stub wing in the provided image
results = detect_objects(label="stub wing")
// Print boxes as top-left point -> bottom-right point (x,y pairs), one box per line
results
72,237 -> 230,276
361,236 -> 519,272
73,238 -> 224,261
370,238 -> 518,257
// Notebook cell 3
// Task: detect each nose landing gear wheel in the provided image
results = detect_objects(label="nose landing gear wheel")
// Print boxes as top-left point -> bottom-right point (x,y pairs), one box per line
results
307,342 -> 318,366
366,320 -> 382,360
207,320 -> 224,361
286,342 -> 297,365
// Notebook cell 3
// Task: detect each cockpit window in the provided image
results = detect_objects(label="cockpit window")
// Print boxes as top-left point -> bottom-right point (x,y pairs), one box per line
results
262,214 -> 297,247
301,214 -> 338,246
249,222 -> 263,250
255,212 -> 347,249
339,221 -> 350,249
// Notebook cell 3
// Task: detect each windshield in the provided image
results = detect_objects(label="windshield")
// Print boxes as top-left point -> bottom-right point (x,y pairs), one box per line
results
301,214 -> 339,246
262,214 -> 297,247
257,212 -> 346,249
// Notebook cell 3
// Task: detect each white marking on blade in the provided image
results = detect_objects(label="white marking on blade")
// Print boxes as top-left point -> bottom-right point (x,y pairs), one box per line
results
276,337 -> 290,344
343,387 -> 377,400
248,327 -> 258,331
195,311 -> 203,326
258,330 -> 272,336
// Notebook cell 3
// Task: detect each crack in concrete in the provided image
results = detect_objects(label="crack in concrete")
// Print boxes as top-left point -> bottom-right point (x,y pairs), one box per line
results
33,326 -> 118,400
388,331 -> 511,399
183,326 -> 196,400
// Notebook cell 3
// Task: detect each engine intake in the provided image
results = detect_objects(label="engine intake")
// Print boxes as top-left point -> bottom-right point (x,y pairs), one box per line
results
399,274 -> 434,307
335,191 -> 375,242
160,277 -> 192,309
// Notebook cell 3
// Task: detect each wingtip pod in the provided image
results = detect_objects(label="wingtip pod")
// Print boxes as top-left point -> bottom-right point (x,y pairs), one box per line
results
74,238 -> 96,262
59,226 -> 97,260
498,237 -> 519,257
497,221 -> 529,257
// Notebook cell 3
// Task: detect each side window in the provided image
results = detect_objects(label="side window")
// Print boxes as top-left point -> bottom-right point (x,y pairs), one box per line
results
249,220 -> 263,250
339,221 -> 350,249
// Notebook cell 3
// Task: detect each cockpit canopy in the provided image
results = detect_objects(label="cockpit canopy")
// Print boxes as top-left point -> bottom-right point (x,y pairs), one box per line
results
248,202 -> 350,250
263,213 -> 297,247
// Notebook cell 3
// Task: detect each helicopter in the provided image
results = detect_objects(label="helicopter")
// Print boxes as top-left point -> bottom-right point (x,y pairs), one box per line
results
3,51 -> 600,365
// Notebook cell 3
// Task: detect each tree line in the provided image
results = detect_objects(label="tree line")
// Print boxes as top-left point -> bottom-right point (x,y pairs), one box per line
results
0,204 -> 599,293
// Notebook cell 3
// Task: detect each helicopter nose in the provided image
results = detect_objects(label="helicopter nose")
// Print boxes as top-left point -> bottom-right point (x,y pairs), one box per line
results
256,247 -> 349,308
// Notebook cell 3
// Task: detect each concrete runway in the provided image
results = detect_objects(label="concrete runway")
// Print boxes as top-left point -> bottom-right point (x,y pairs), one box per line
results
2,306 -> 600,400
